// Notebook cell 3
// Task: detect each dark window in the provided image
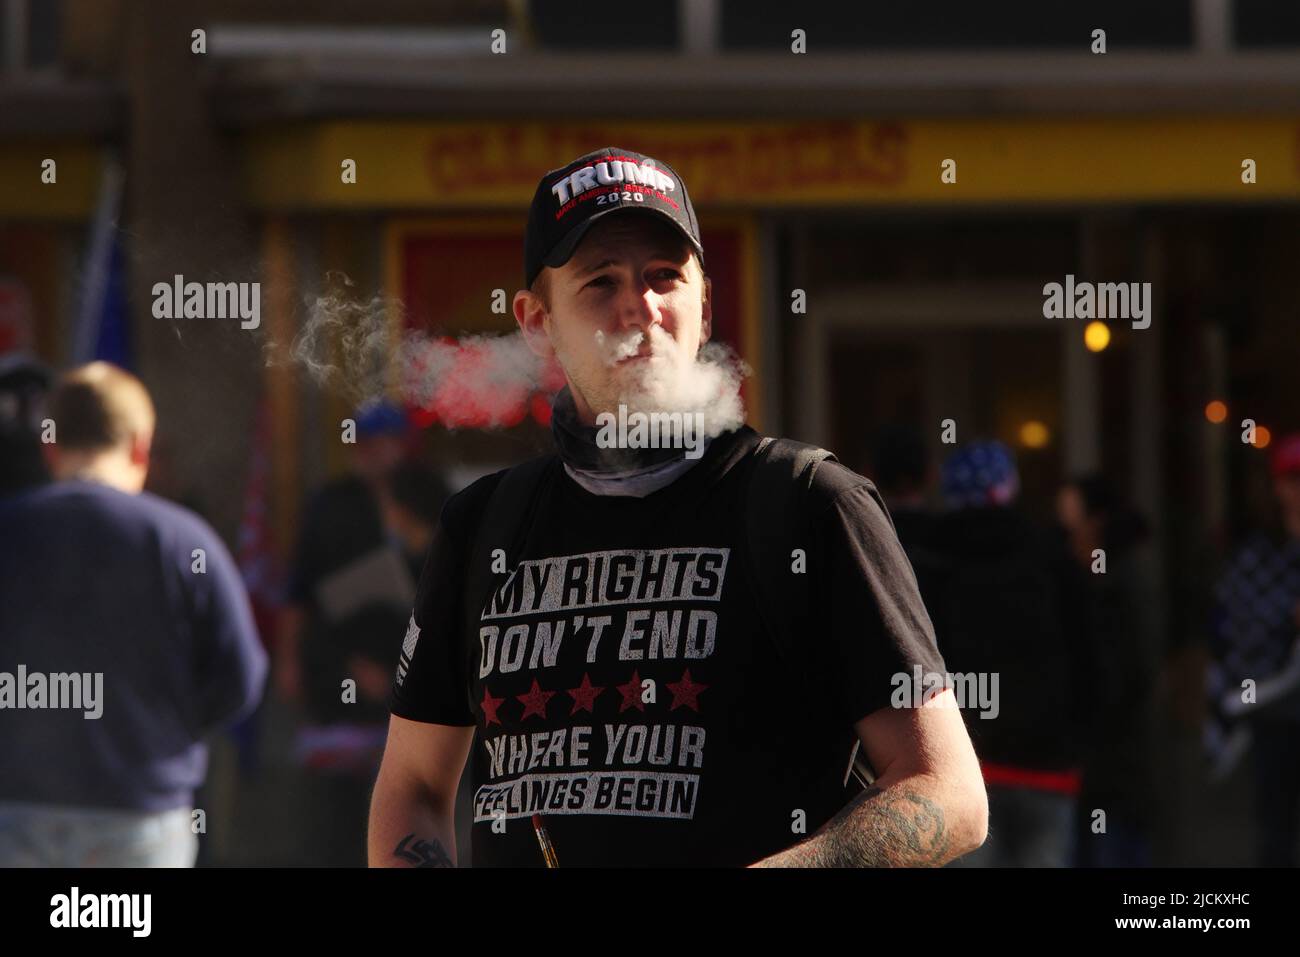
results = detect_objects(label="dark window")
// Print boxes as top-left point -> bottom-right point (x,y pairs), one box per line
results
804,218 -> 1078,284
1235,0 -> 1300,47
722,0 -> 1193,50
28,0 -> 62,68
0,0 -> 62,70
529,0 -> 678,50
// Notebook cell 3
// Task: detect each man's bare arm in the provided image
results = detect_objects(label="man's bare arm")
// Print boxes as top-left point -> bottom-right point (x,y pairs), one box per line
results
752,689 -> 988,867
367,714 -> 474,868
752,772 -> 965,867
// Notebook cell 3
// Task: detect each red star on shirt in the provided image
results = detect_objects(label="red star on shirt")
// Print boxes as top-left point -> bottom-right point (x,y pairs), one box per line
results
566,673 -> 605,715
479,687 -> 505,726
617,669 -> 647,712
666,669 -> 708,712
516,679 -> 556,721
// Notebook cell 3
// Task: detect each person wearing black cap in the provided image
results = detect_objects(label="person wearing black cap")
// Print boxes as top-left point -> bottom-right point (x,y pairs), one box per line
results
0,353 -> 52,497
369,148 -> 988,867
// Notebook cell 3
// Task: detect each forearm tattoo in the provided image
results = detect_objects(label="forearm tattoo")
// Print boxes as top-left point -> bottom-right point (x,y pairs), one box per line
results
763,785 -> 953,868
393,833 -> 454,868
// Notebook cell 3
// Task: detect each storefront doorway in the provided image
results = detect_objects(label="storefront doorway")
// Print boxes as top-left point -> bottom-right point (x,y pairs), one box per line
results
795,282 -> 1068,521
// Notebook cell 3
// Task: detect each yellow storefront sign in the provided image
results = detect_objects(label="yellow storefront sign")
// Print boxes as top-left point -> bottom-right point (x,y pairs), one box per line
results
0,141 -> 104,219
242,118 -> 1300,209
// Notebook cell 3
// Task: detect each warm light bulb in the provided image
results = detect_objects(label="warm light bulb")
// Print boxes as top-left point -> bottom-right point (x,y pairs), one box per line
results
1019,421 -> 1051,449
1084,321 -> 1110,352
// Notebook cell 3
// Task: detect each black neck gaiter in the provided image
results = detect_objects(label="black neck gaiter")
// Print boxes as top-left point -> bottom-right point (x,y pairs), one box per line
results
549,386 -> 688,474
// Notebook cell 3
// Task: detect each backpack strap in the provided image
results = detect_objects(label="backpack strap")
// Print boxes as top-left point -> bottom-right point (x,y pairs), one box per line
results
463,454 -> 561,634
743,436 -> 838,666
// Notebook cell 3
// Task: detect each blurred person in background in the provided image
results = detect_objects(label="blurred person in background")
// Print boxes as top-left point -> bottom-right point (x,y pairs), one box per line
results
277,402 -> 445,865
1057,474 -> 1156,868
869,424 -> 946,612
379,460 -> 451,584
1207,432 -> 1300,868
275,399 -> 411,708
0,354 -> 52,498
929,441 -> 1095,868
293,600 -> 409,867
0,362 -> 267,866
868,423 -> 938,559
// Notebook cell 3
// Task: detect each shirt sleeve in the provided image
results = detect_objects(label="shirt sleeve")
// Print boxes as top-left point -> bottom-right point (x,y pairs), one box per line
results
388,475 -> 500,727
811,482 -> 948,725
189,523 -> 269,734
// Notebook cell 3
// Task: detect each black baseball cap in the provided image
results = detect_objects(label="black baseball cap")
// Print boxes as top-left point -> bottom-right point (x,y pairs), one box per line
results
523,147 -> 704,290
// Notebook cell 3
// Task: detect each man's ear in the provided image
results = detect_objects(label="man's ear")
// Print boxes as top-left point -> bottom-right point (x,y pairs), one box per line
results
128,430 -> 152,469
700,275 -> 713,344
513,288 -> 556,359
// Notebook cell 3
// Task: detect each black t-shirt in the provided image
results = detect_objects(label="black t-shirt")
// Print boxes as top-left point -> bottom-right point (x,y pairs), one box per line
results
390,426 -> 945,866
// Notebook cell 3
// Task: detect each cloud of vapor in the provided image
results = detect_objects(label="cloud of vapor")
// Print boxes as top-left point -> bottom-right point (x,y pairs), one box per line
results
276,273 -> 557,428
278,272 -> 749,435
399,329 -> 553,428
281,279 -> 396,402
585,323 -> 750,441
